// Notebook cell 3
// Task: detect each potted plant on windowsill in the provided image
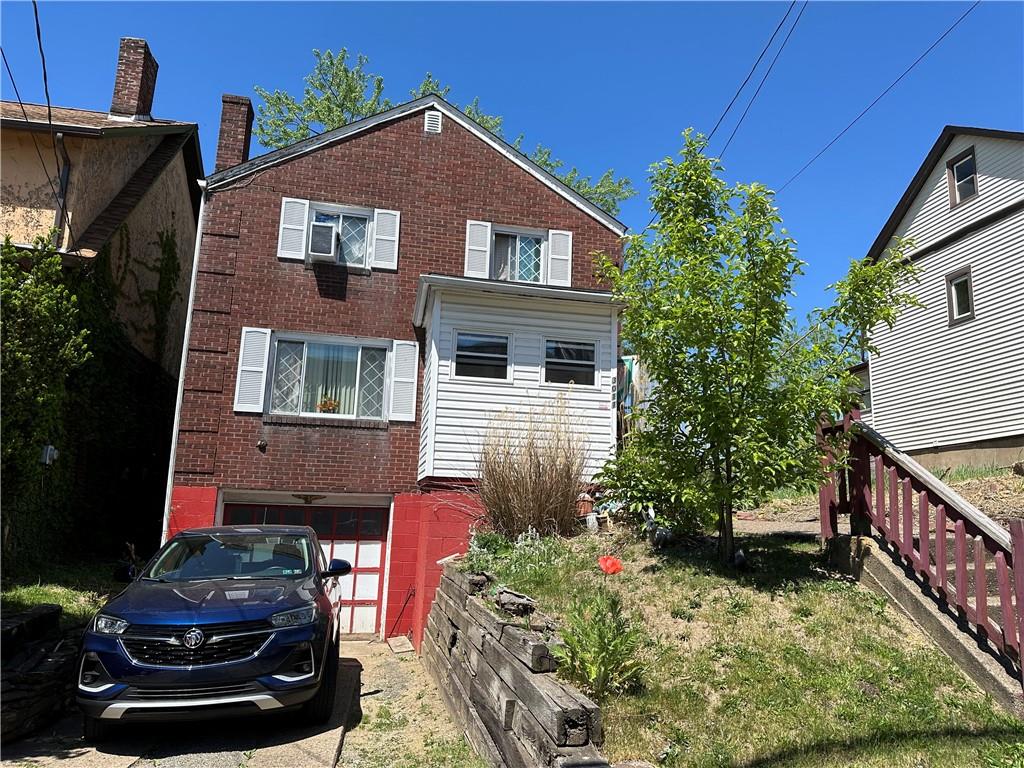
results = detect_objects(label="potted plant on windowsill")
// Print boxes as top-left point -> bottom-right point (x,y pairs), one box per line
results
316,397 -> 340,414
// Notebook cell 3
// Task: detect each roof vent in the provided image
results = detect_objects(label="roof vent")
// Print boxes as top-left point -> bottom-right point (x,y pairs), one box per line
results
424,110 -> 443,134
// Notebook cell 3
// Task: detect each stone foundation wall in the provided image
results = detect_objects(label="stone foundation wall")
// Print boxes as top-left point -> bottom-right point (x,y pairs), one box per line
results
422,567 -> 611,768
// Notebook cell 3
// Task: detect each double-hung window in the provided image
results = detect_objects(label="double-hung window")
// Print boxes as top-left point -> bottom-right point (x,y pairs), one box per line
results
270,337 -> 388,419
544,340 -> 596,386
491,231 -> 544,283
453,332 -> 510,380
947,148 -> 978,206
946,267 -> 974,325
308,205 -> 371,267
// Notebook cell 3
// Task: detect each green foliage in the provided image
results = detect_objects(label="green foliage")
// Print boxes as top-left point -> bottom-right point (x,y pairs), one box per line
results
253,49 -> 634,215
254,49 -> 390,148
552,587 -> 646,701
1,236 -> 90,562
596,132 -> 919,561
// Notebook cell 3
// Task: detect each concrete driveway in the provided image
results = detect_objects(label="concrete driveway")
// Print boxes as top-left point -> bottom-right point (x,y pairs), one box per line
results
0,652 -> 363,768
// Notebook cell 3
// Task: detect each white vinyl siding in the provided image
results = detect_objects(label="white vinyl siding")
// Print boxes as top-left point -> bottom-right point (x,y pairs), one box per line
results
869,208 -> 1024,450
888,136 -> 1024,258
418,297 -> 440,478
421,291 -> 617,481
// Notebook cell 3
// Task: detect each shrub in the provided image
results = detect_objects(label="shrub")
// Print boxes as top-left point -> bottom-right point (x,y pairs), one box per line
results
478,398 -> 586,537
553,585 -> 645,701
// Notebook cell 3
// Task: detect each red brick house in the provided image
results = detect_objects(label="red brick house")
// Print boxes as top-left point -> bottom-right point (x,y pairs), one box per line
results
163,94 -> 625,645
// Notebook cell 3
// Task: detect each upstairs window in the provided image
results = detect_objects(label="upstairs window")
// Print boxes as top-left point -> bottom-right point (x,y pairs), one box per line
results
309,208 -> 370,267
945,267 -> 974,325
270,337 -> 388,419
453,332 -> 510,380
491,232 -> 543,283
544,340 -> 596,386
465,221 -> 572,286
277,198 -> 400,270
947,148 -> 978,206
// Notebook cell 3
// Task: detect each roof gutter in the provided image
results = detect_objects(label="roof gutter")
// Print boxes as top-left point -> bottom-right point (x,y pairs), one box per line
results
413,273 -> 616,327
160,178 -> 208,545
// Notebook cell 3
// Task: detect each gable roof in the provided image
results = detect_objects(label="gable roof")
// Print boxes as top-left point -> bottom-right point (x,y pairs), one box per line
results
206,95 -> 627,237
865,125 -> 1024,262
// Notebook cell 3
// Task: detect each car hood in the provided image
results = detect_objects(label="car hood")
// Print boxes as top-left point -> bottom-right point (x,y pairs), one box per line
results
100,577 -> 319,627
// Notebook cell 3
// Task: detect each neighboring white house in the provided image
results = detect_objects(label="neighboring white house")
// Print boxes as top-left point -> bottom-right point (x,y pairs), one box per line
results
863,126 -> 1023,469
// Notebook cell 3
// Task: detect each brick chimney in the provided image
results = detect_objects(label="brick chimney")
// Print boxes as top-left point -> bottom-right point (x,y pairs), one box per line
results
216,95 -> 254,171
109,38 -> 158,120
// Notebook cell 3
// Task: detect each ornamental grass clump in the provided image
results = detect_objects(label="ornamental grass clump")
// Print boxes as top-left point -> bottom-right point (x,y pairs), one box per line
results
478,398 -> 586,537
553,555 -> 645,701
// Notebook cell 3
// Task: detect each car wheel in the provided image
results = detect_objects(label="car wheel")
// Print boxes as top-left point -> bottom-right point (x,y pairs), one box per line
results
302,639 -> 339,725
83,714 -> 112,742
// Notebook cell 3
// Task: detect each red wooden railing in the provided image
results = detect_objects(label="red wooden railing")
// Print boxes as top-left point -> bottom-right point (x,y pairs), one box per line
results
820,412 -> 1024,693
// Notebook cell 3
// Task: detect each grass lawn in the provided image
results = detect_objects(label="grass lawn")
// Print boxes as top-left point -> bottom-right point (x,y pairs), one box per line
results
467,532 -> 1024,768
1,559 -> 121,628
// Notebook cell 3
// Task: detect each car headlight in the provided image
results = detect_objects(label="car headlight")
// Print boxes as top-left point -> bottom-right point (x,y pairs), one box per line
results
94,614 -> 129,634
270,603 -> 317,628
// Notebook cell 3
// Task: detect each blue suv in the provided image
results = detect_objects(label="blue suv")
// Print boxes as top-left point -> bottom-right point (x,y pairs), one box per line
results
77,525 -> 351,741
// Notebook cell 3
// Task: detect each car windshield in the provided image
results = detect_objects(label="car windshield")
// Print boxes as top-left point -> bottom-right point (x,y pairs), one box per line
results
145,533 -> 314,582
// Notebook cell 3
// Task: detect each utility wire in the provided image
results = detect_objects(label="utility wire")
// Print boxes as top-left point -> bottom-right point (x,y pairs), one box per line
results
707,0 -> 797,143
720,1 -> 808,159
640,2 -> 798,235
31,0 -> 80,253
1,47 -> 79,254
778,0 -> 981,192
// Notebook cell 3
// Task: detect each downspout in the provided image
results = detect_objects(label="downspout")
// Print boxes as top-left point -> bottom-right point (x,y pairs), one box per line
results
160,178 -> 208,545
52,132 -> 70,248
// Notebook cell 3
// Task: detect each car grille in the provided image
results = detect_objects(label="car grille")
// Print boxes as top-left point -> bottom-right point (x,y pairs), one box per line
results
122,681 -> 262,700
120,620 -> 274,668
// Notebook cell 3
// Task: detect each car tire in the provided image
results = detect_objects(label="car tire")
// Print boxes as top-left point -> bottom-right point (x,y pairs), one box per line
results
303,639 -> 338,725
83,714 -> 112,742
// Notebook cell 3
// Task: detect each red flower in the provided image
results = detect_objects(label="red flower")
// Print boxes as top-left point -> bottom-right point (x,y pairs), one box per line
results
598,556 -> 623,575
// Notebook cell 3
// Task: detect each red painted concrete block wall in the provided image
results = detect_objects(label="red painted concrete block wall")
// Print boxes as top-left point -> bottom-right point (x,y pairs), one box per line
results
167,485 -> 218,538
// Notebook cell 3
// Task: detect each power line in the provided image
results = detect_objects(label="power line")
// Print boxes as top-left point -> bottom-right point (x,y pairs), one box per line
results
778,0 -> 981,192
707,1 -> 797,143
720,1 -> 808,159
1,47 -> 79,254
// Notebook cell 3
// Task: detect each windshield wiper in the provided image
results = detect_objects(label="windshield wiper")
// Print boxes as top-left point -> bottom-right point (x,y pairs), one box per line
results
139,576 -> 170,583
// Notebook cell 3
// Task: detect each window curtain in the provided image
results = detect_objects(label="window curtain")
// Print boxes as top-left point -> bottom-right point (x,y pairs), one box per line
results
303,343 -> 357,414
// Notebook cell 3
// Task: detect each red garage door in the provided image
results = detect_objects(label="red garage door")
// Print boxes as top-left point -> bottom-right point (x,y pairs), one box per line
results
222,504 -> 389,635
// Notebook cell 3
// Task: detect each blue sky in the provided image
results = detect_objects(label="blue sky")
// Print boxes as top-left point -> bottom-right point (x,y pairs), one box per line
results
2,1 -> 1021,319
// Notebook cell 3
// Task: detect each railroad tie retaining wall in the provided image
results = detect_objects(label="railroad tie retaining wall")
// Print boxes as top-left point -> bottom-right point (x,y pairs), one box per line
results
422,567 -> 611,768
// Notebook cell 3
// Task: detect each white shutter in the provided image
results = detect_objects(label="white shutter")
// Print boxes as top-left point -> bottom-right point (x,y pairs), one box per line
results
464,220 -> 491,279
233,327 -> 272,413
547,230 -> 573,286
371,209 -> 400,270
389,340 -> 419,422
277,198 -> 309,261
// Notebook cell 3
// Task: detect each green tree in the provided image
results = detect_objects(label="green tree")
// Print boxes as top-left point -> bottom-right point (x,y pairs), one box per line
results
1,236 -> 89,561
597,132 -> 919,564
253,49 -> 634,215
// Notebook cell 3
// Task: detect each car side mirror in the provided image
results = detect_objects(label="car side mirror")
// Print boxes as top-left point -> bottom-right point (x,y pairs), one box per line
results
324,559 -> 351,578
113,564 -> 137,583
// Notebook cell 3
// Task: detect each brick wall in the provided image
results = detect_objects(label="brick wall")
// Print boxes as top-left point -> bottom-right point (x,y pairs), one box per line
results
172,106 -> 622,500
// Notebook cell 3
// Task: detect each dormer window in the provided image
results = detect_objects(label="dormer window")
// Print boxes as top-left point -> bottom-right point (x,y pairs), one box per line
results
947,148 -> 978,207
